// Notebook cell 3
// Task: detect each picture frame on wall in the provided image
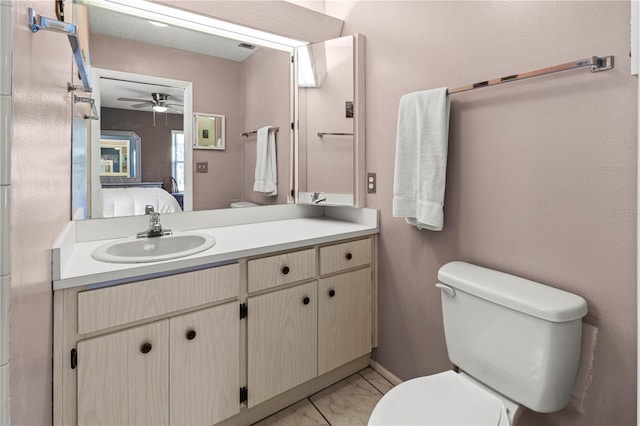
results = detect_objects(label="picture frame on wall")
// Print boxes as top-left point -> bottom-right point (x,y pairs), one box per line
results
194,112 -> 226,150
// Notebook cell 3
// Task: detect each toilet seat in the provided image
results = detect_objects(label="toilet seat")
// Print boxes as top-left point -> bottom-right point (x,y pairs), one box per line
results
368,371 -> 510,426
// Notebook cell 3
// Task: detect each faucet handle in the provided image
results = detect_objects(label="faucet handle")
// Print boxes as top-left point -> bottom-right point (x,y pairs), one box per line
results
145,205 -> 155,215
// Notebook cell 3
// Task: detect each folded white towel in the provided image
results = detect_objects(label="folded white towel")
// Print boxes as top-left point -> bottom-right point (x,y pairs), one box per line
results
253,126 -> 278,196
392,88 -> 450,231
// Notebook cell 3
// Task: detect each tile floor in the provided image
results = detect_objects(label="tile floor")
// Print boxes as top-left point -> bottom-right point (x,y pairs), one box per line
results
253,367 -> 394,426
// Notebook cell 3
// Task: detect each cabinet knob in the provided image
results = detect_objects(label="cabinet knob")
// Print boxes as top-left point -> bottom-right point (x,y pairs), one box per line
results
140,342 -> 152,354
282,266 -> 290,275
329,289 -> 336,297
303,296 -> 310,305
345,252 -> 353,260
186,329 -> 197,340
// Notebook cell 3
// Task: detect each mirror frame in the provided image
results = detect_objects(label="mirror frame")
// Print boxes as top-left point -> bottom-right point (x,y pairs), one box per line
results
193,113 -> 226,150
90,67 -> 194,218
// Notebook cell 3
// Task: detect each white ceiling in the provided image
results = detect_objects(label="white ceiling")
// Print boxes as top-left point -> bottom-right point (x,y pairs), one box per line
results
88,5 -> 259,114
87,6 -> 258,62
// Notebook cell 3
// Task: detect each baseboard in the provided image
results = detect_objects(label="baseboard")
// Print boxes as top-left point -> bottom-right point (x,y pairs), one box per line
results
369,359 -> 403,386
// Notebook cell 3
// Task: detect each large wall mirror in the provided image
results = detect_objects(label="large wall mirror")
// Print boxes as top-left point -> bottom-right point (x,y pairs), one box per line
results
296,34 -> 366,207
72,1 -> 297,219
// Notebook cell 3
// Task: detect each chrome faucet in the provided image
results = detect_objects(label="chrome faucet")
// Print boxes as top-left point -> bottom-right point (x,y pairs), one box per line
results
136,205 -> 172,238
311,192 -> 327,204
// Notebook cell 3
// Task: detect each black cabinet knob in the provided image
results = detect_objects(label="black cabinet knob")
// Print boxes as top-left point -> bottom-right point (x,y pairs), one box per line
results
345,253 -> 353,260
329,289 -> 336,297
186,329 -> 197,340
303,296 -> 310,305
282,266 -> 290,275
140,342 -> 152,354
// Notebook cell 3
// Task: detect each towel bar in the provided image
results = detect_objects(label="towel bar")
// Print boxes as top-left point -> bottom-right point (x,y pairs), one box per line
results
448,56 -> 614,94
241,127 -> 280,137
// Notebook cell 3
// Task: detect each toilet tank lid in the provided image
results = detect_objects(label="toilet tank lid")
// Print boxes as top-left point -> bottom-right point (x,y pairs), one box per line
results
438,261 -> 588,322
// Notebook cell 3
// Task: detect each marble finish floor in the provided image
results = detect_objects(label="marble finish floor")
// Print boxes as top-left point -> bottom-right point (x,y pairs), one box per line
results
253,367 -> 394,426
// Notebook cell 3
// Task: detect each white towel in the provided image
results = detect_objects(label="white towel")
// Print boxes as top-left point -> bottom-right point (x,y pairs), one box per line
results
253,126 -> 278,196
392,88 -> 450,231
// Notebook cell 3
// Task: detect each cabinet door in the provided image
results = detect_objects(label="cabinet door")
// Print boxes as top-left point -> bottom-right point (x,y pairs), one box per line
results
248,281 -> 317,406
170,303 -> 240,426
318,268 -> 372,375
77,321 -> 169,426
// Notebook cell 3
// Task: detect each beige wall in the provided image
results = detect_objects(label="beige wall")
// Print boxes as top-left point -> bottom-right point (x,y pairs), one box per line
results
10,1 -> 72,424
326,1 -> 636,425
91,34 -> 243,210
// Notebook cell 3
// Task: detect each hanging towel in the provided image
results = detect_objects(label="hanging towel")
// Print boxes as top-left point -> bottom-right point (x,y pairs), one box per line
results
392,88 -> 450,231
253,126 -> 278,196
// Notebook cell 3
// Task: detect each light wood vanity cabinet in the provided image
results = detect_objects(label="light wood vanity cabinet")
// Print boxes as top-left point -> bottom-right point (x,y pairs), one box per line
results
55,236 -> 376,426
77,320 -> 170,426
248,281 -> 318,406
77,303 -> 240,426
245,237 -> 374,407
318,267 -> 372,375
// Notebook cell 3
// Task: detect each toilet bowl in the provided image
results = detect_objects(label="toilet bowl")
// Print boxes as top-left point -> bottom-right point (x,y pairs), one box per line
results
369,371 -> 517,426
368,261 -> 588,426
230,201 -> 259,208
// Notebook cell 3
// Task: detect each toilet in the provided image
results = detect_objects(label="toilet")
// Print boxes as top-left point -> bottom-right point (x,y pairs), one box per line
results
230,201 -> 259,208
368,261 -> 588,426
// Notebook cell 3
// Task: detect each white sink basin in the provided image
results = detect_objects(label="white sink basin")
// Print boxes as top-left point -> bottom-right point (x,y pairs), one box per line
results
91,233 -> 216,263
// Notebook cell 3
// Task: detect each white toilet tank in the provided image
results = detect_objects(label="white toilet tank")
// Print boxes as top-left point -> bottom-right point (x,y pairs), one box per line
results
437,261 -> 588,414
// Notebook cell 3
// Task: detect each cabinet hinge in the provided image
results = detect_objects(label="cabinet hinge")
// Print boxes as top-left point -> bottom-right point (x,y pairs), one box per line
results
70,348 -> 77,369
240,303 -> 248,319
291,122 -> 294,130
240,386 -> 248,404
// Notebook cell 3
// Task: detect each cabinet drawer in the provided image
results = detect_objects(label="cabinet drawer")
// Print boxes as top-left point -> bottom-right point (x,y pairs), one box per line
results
248,248 -> 316,293
319,238 -> 371,275
77,264 -> 240,334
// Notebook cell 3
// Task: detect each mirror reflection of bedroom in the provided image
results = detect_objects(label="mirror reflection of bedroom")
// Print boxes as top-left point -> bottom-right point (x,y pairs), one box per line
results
97,77 -> 186,218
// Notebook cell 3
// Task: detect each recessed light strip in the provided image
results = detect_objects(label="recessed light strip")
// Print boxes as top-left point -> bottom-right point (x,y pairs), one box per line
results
78,0 -> 307,52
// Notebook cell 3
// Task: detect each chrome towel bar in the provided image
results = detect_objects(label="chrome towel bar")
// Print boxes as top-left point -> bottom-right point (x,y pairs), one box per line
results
317,132 -> 354,137
28,7 -> 92,93
449,56 -> 614,94
241,127 -> 280,137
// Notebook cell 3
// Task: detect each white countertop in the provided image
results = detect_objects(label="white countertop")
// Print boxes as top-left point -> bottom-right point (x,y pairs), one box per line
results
53,215 -> 378,290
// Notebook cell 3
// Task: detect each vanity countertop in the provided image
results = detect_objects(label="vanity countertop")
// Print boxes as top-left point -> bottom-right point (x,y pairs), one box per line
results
53,214 -> 378,291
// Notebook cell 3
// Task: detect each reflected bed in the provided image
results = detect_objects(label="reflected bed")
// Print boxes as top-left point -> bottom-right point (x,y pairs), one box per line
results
102,187 -> 182,218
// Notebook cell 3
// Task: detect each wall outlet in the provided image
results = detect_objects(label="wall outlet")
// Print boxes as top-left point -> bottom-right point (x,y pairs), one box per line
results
367,172 -> 376,194
196,162 -> 208,173
346,101 -> 354,118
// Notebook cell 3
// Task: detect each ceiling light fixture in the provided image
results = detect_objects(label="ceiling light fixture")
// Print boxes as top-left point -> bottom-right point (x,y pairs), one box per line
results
152,105 -> 168,113
78,0 -> 306,52
148,20 -> 168,28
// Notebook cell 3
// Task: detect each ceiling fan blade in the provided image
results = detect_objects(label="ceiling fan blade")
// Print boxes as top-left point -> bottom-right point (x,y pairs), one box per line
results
166,103 -> 183,107
131,102 -> 152,108
117,97 -> 152,103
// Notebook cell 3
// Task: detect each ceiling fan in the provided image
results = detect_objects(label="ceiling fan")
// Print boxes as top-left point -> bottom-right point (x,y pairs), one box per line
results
117,92 -> 182,113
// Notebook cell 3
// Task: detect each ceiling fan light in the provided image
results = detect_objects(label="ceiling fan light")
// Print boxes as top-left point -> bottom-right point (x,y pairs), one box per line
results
153,105 -> 168,113
148,20 -> 168,27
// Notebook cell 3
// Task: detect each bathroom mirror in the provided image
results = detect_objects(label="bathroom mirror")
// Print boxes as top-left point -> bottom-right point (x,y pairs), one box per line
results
71,2 -> 295,219
296,34 -> 366,207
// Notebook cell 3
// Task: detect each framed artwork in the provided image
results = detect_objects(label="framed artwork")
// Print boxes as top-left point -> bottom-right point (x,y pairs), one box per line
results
194,113 -> 226,150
